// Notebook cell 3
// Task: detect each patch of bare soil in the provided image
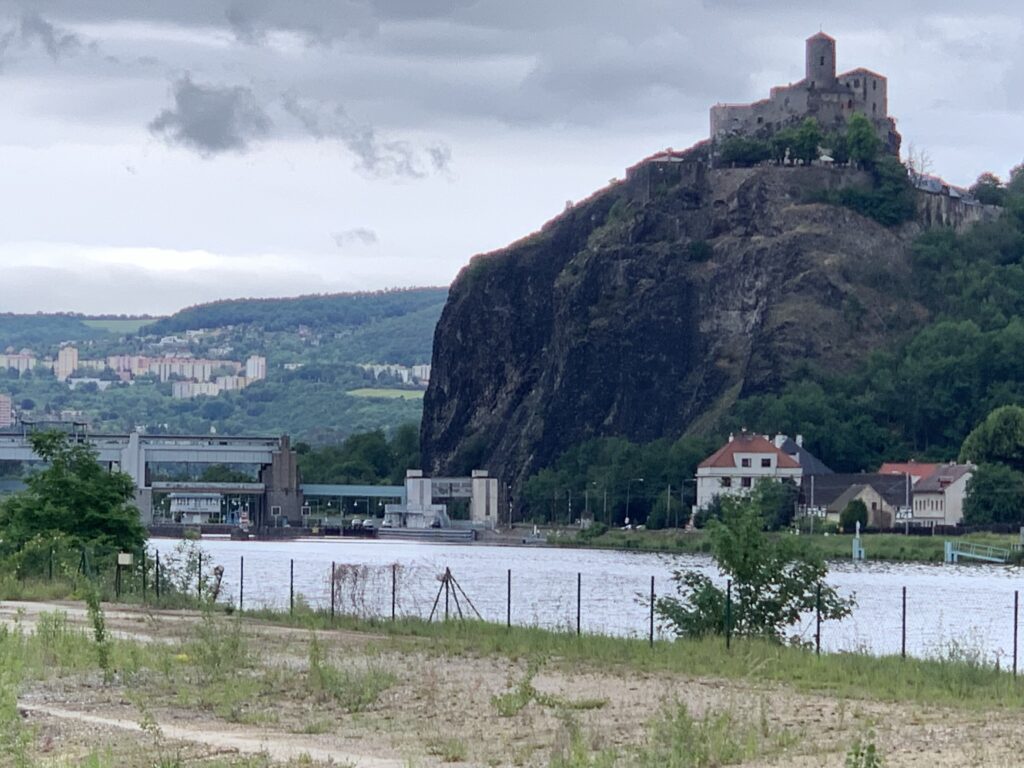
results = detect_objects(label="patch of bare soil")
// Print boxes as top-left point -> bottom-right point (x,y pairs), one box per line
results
10,600 -> 1024,767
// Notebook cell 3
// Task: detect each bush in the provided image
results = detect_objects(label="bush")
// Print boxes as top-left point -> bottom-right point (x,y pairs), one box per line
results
718,136 -> 771,167
839,500 -> 868,533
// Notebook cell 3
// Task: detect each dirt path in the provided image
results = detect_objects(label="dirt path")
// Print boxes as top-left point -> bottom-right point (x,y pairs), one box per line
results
20,704 -> 405,767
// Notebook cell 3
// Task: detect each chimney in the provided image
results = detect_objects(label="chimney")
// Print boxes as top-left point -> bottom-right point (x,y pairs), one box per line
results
796,434 -> 804,448
728,432 -> 734,443
774,434 -> 786,449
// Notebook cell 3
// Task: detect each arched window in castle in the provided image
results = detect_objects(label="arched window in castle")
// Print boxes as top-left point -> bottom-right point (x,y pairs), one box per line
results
848,99 -> 853,109
872,103 -> 876,114
872,80 -> 877,91
820,56 -> 825,66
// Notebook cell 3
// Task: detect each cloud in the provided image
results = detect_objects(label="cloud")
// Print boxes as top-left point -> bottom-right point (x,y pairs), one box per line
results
332,228 -> 379,247
19,11 -> 83,59
149,74 -> 271,155
282,93 -> 449,177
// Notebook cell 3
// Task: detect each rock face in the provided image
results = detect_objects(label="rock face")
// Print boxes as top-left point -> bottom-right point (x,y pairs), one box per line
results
421,148 -> 926,492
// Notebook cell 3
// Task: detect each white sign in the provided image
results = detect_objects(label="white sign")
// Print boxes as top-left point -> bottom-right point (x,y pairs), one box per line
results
117,552 -> 134,566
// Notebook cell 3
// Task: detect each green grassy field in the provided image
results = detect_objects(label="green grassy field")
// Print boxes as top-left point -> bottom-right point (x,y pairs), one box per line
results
81,317 -> 157,334
345,387 -> 425,400
559,528 -> 1022,564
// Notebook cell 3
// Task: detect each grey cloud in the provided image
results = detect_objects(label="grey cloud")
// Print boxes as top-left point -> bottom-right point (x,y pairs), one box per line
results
19,11 -> 81,59
282,93 -> 448,178
332,228 -> 379,247
150,74 -> 271,155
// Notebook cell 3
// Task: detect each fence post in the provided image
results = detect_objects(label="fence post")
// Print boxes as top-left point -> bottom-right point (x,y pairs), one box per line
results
331,561 -> 336,622
576,573 -> 581,636
815,582 -> 822,656
1007,589 -> 1015,679
901,586 -> 907,659
197,551 -> 202,601
49,546 -> 54,581
506,569 -> 512,629
391,563 -> 397,621
289,559 -> 294,615
155,550 -> 161,601
142,551 -> 147,602
725,579 -> 732,650
649,576 -> 655,648
239,556 -> 244,612
115,564 -> 121,599
444,572 -> 450,621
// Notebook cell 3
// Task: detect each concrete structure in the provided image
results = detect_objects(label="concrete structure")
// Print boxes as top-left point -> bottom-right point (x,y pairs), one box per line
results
168,492 -> 221,524
383,469 -> 500,529
912,464 -> 974,527
54,346 -> 78,382
0,395 -> 12,428
695,431 -> 830,511
245,355 -> 267,381
710,32 -> 900,154
171,381 -> 221,399
0,430 -> 301,526
0,353 -> 37,377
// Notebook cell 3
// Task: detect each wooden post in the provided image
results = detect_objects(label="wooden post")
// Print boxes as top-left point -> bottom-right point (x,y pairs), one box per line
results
576,573 -> 581,636
197,551 -> 202,601
331,561 -> 336,622
289,559 -> 294,615
1007,593 -> 1015,675
506,569 -> 511,629
391,563 -> 397,621
48,546 -> 54,581
239,556 -> 244,611
815,582 -> 822,656
142,552 -> 147,601
649,576 -> 655,648
725,579 -> 732,650
901,586 -> 907,659
155,550 -> 161,600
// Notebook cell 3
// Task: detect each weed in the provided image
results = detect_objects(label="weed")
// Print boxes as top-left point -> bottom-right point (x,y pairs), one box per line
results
493,661 -> 607,716
85,585 -> 113,682
307,632 -> 395,711
846,731 -> 884,768
427,736 -> 470,763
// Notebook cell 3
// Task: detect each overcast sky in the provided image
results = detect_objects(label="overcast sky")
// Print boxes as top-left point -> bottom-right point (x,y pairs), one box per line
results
1,1 -> 1022,315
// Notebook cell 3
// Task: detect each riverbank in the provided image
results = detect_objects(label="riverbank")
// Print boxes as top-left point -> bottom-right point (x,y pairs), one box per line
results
4,599 -> 1024,767
550,528 -> 1022,563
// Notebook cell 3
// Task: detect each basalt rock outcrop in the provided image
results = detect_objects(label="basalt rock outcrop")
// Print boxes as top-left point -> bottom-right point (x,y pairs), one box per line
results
420,146 -> 936,492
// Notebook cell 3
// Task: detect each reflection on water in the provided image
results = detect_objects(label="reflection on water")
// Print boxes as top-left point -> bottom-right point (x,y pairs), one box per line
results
153,537 -> 1024,661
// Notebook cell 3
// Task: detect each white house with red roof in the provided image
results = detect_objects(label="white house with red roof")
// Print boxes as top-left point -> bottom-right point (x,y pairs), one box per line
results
695,431 -> 809,511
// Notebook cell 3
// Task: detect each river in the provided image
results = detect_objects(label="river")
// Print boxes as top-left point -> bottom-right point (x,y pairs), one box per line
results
153,537 -> 1024,663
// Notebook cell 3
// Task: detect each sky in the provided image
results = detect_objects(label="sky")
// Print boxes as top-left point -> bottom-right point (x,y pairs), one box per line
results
1,1 -> 1022,315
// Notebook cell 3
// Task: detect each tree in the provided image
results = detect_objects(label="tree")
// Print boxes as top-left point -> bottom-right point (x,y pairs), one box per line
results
0,431 -> 145,554
719,136 -> 771,167
839,499 -> 868,533
826,131 -> 849,166
770,127 -> 799,164
963,463 -> 1024,525
654,494 -> 853,642
970,172 -> 1007,206
792,118 -> 823,165
846,113 -> 881,168
1008,162 -> 1024,198
960,405 -> 1024,472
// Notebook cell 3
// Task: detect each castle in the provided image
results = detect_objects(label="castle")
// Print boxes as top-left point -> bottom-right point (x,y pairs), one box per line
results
710,32 -> 900,154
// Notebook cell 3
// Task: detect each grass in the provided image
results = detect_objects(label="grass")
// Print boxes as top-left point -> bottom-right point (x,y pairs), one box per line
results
81,318 -> 156,334
559,528 -> 1022,564
345,387 -> 425,400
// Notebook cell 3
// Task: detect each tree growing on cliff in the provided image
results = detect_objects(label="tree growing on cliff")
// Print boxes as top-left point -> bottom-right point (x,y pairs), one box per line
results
0,431 -> 145,555
655,494 -> 853,642
846,113 -> 881,168
970,172 -> 1007,207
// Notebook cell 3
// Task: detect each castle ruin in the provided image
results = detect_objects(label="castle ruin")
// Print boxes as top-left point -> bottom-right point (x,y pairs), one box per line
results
710,32 -> 900,154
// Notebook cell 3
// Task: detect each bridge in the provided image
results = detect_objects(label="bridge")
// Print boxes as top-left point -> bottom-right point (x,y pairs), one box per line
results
944,540 -> 1011,564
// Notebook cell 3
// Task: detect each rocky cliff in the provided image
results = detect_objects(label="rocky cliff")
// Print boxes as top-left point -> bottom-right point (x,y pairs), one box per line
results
420,147 -> 935,491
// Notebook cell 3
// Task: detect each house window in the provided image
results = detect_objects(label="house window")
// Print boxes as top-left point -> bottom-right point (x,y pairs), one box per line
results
873,80 -> 877,91
721,477 -> 732,488
872,103 -> 877,113
854,78 -> 860,87
820,56 -> 825,66
741,458 -> 752,468
848,99 -> 853,109
761,458 -> 771,468
757,116 -> 763,124
741,477 -> 752,488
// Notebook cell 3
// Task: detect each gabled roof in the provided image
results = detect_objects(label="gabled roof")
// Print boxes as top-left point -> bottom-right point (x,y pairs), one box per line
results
878,462 -> 940,483
802,473 -> 912,509
828,484 -> 868,513
915,464 -> 973,493
778,437 -> 833,475
699,433 -> 801,470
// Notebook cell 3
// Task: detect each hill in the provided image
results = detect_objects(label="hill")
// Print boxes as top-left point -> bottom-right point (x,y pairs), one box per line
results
0,289 -> 447,443
421,144 -> 1021,495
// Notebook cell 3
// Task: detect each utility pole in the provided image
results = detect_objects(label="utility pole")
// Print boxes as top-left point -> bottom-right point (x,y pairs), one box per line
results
666,484 -> 672,528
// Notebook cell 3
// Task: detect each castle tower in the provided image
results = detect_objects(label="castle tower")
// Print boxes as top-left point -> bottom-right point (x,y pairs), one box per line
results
805,32 -> 836,89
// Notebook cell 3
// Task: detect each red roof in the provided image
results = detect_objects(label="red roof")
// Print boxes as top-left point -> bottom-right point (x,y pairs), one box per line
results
878,462 -> 940,482
699,433 -> 801,470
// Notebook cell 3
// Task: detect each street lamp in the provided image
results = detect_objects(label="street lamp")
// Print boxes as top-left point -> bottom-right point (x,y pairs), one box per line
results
625,477 -> 644,527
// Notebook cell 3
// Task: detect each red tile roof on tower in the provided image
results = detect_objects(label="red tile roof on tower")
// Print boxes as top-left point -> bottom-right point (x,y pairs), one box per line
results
807,31 -> 836,42
878,462 -> 940,482
698,433 -> 801,469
